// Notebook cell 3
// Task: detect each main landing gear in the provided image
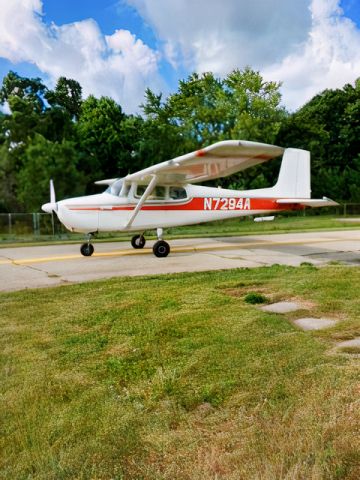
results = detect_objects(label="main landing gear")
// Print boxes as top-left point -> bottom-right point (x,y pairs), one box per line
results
80,234 -> 95,257
153,228 -> 170,258
130,228 -> 170,258
80,230 -> 171,258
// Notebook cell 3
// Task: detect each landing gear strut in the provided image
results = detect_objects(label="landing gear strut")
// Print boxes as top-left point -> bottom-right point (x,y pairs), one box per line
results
153,228 -> 170,258
131,234 -> 146,249
80,234 -> 94,257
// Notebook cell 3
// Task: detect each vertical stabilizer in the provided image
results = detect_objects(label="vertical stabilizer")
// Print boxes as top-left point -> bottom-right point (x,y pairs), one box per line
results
273,148 -> 311,198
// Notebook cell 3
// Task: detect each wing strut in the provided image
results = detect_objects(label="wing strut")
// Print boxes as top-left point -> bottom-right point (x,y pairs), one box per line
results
126,175 -> 157,229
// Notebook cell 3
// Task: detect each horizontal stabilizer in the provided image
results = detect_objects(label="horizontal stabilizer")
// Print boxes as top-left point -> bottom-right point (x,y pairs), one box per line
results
276,197 -> 339,207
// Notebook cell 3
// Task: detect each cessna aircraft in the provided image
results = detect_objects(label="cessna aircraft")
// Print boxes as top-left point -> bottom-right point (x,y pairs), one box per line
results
42,140 -> 337,258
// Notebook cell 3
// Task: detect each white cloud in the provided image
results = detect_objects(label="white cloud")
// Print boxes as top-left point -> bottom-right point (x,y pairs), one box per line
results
126,0 -> 360,110
0,0 -> 359,113
263,0 -> 360,110
125,0 -> 312,74
0,0 -> 162,113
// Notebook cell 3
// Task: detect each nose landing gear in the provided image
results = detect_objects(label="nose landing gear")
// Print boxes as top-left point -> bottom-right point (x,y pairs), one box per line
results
131,234 -> 146,249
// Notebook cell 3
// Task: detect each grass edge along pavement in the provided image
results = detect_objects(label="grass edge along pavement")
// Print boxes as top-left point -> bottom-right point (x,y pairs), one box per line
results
1,214 -> 360,248
1,264 -> 360,479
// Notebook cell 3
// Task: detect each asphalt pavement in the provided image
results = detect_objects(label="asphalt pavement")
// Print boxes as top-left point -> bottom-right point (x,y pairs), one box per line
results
0,229 -> 359,292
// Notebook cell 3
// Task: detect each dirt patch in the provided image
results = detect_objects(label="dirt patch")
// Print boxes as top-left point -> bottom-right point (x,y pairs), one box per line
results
224,286 -> 273,299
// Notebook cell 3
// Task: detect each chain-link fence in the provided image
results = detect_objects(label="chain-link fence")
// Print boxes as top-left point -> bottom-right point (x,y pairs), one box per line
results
0,204 -> 359,241
0,213 -> 69,240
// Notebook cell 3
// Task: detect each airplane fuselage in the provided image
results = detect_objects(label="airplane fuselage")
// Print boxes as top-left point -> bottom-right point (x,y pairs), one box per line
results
56,184 -> 303,234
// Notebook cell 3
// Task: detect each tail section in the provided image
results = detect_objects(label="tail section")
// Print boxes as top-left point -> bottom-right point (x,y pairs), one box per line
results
271,148 -> 338,206
272,148 -> 311,198
240,147 -> 338,208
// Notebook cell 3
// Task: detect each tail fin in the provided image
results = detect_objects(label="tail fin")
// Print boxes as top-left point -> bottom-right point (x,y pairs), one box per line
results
273,148 -> 311,198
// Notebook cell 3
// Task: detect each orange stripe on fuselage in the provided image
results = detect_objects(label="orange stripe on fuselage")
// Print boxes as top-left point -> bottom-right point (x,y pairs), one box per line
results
68,198 -> 304,212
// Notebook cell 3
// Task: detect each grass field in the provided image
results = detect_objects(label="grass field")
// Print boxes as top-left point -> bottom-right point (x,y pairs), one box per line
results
1,264 -> 360,479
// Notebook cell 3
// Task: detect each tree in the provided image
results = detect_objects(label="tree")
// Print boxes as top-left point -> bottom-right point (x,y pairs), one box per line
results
277,80 -> 360,201
0,71 -> 47,113
45,77 -> 83,120
0,143 -> 19,212
142,68 -> 286,188
0,72 -> 81,210
76,96 -> 126,183
224,68 -> 285,143
17,134 -> 85,212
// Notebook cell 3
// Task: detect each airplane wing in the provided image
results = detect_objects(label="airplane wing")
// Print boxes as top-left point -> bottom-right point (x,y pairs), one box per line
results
124,140 -> 284,184
94,178 -> 119,186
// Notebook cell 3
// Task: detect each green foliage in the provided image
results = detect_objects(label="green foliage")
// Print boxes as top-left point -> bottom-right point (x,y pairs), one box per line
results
0,72 -> 80,211
244,292 -> 268,304
17,135 -> 85,211
143,68 -> 285,146
142,68 -> 286,189
0,143 -> 19,211
0,70 -> 47,113
77,95 -> 126,182
45,76 -> 82,120
277,80 -> 360,201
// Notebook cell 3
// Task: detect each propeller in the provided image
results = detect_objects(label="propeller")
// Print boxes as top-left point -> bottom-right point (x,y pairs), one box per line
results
42,179 -> 58,214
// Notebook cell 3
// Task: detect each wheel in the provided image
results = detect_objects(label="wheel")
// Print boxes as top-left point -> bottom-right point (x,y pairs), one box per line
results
80,243 -> 94,257
131,234 -> 146,249
153,240 -> 170,258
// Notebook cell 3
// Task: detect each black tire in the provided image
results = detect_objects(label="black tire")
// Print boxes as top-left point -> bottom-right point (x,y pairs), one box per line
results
131,234 -> 146,249
153,240 -> 170,258
80,243 -> 94,257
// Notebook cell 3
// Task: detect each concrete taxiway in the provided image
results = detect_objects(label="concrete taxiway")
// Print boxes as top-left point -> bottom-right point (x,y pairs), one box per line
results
0,229 -> 359,292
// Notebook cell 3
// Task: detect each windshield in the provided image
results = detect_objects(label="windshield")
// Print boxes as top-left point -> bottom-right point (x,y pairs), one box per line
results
105,179 -> 123,196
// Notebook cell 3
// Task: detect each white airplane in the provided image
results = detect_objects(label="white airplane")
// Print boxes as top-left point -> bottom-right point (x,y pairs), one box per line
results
42,140 -> 338,258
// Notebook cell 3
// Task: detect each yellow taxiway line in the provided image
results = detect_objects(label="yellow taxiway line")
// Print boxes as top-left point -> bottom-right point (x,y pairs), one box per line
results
0,235 -> 354,266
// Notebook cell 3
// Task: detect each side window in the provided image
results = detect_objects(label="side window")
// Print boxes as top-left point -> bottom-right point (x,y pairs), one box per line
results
135,185 -> 166,199
169,186 -> 187,200
136,185 -> 146,197
153,186 -> 166,199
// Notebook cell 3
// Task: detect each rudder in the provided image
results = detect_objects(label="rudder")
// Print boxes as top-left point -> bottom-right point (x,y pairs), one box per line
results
273,148 -> 311,198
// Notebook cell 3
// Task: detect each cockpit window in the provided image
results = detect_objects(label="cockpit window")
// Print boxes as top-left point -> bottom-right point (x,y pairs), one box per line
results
111,179 -> 123,196
105,179 -> 123,196
169,186 -> 187,199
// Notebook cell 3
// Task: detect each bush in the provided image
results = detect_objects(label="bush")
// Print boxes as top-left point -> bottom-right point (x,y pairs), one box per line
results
244,292 -> 268,304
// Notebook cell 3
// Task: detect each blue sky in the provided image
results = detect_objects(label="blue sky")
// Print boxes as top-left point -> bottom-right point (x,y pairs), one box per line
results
0,0 -> 359,112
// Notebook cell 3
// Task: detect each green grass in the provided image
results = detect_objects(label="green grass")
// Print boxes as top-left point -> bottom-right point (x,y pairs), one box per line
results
1,214 -> 360,248
1,265 -> 360,478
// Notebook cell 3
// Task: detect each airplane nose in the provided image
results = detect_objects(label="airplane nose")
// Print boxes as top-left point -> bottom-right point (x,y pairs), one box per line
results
42,202 -> 57,214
